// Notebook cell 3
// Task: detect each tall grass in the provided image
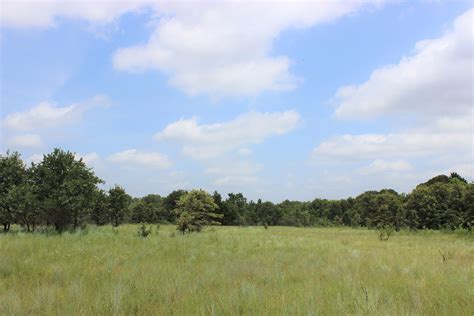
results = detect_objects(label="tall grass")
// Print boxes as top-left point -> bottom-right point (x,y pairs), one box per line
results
1,225 -> 472,315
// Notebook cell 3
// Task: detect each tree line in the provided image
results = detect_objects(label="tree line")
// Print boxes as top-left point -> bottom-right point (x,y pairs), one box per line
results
1,148 -> 473,233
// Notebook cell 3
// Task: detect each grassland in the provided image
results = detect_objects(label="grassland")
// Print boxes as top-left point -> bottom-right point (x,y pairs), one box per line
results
0,225 -> 473,315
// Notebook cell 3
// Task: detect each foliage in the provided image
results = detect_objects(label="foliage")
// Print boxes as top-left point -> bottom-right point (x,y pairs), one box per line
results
1,147 -> 472,232
137,223 -> 152,237
377,225 -> 394,241
163,190 -> 187,223
0,151 -> 27,231
30,148 -> 102,232
90,189 -> 109,226
175,189 -> 222,233
108,185 -> 131,227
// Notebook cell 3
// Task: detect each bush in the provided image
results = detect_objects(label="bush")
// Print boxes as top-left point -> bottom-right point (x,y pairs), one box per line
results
377,225 -> 394,241
137,223 -> 152,238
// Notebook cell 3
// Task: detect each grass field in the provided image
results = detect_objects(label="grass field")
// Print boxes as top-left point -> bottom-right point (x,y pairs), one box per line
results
0,225 -> 473,315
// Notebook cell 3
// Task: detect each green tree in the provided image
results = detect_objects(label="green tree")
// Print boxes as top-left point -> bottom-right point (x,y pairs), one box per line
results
175,189 -> 222,233
141,194 -> 164,222
0,151 -> 27,231
130,196 -> 162,224
406,185 -> 438,229
90,189 -> 109,226
373,191 -> 404,231
8,171 -> 40,232
462,183 -> 474,229
30,148 -> 102,232
222,193 -> 247,225
163,190 -> 187,223
108,185 -> 131,227
256,199 -> 276,227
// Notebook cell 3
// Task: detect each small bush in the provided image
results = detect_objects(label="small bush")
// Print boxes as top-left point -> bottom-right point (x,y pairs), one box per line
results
137,223 -> 152,238
378,226 -> 394,241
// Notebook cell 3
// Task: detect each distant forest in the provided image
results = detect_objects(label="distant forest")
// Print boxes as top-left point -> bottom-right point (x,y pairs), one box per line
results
1,148 -> 473,233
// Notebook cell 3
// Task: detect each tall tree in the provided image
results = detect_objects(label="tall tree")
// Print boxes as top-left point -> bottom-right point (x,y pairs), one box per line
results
175,189 -> 222,233
0,151 -> 26,231
462,183 -> 474,229
90,189 -> 109,226
373,191 -> 404,231
8,181 -> 40,232
30,148 -> 102,232
222,193 -> 247,225
108,185 -> 131,227
163,189 -> 187,223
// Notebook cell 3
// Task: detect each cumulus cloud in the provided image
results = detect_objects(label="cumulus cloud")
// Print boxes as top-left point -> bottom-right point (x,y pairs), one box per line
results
313,8 -> 474,178
334,8 -> 474,119
313,129 -> 472,161
0,0 -> 152,29
25,153 -> 44,165
2,1 -> 391,98
2,95 -> 111,131
155,110 -> 301,158
206,161 -> 262,186
108,149 -> 171,169
6,134 -> 43,148
113,0 -> 391,97
358,159 -> 413,175
74,152 -> 101,167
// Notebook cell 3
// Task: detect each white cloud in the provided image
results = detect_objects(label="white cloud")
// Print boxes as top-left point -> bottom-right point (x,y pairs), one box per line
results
74,152 -> 101,167
6,134 -> 43,148
313,130 -> 472,161
237,148 -> 252,156
2,1 -> 392,98
0,0 -> 152,29
205,161 -> 262,186
334,8 -> 474,119
155,110 -> 301,159
25,153 -> 44,165
108,149 -> 171,169
2,95 -> 111,131
313,8 -> 474,180
113,0 -> 391,97
359,159 -> 413,175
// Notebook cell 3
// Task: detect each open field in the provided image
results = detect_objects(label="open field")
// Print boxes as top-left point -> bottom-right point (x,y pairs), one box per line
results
1,225 -> 473,315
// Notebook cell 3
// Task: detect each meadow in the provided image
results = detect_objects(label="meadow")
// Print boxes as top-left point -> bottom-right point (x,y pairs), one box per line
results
0,225 -> 473,315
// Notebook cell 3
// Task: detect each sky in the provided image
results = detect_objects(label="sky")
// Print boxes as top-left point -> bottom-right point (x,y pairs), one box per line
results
1,0 -> 473,201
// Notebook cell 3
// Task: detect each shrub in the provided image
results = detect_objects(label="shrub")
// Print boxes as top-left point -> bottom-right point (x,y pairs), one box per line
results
137,223 -> 152,238
378,225 -> 394,241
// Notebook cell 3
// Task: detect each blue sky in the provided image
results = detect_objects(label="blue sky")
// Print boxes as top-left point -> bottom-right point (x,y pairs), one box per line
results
1,0 -> 473,201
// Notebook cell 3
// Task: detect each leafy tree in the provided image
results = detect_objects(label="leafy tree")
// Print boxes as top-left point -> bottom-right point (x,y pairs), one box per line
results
255,199 -> 276,227
353,191 -> 379,228
30,148 -> 102,232
0,151 -> 27,231
8,182 -> 40,232
462,183 -> 474,229
406,185 -> 439,229
278,200 -> 311,227
373,191 -> 404,231
422,174 -> 450,186
175,189 -> 222,233
90,189 -> 109,226
130,196 -> 163,224
222,193 -> 247,225
212,190 -> 224,217
108,185 -> 131,227
450,172 -> 467,184
163,190 -> 187,223
141,194 -> 165,222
